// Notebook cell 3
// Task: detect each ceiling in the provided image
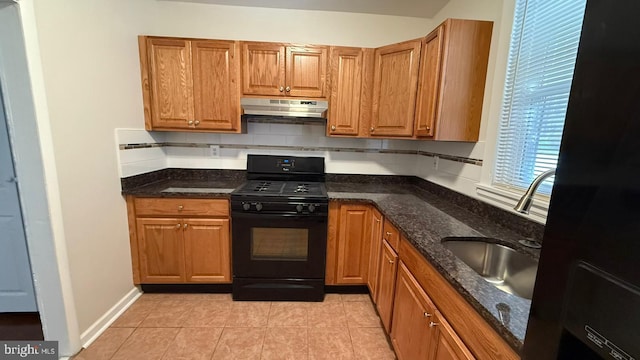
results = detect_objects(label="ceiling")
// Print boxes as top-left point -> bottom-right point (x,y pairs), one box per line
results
160,0 -> 450,18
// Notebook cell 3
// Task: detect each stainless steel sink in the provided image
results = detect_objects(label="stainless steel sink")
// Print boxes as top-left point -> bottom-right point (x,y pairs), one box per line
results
441,238 -> 538,300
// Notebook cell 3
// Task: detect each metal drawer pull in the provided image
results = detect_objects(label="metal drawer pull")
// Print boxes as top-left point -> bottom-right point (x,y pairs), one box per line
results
423,312 -> 432,318
184,223 -> 188,229
175,224 -> 181,229
178,205 -> 184,211
388,259 -> 395,264
429,321 -> 439,327
386,231 -> 392,236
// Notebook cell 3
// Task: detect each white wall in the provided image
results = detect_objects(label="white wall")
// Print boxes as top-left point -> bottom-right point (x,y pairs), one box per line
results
27,0 -> 436,346
1,1 -> 80,355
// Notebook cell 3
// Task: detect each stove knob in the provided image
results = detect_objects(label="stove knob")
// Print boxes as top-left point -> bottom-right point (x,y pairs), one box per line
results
296,204 -> 304,213
255,202 -> 263,211
308,204 -> 316,213
242,202 -> 251,211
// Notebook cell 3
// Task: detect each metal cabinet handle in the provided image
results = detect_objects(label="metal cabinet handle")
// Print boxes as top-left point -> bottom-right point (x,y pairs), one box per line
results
386,231 -> 392,236
194,120 -> 200,125
279,86 -> 284,92
370,127 -> 375,132
331,125 -> 336,131
426,126 -> 431,131
375,218 -> 381,223
175,223 -> 181,229
188,120 -> 194,125
424,312 -> 432,318
285,86 -> 291,92
388,259 -> 395,264
178,205 -> 184,211
183,223 -> 188,229
429,321 -> 439,327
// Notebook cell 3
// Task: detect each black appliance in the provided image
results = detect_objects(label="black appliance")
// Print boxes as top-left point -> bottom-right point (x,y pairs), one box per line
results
523,1 -> 640,359
231,155 -> 328,301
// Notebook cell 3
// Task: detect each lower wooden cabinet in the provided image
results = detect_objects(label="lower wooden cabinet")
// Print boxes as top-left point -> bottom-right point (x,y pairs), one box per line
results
183,218 -> 230,282
432,311 -> 475,360
327,202 -> 373,285
367,208 -> 383,299
126,196 -> 231,284
325,201 -> 518,360
391,261 -> 474,360
376,239 -> 398,332
137,218 -> 186,283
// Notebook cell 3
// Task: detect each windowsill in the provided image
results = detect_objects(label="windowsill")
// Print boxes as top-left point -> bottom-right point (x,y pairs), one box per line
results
475,183 -> 548,225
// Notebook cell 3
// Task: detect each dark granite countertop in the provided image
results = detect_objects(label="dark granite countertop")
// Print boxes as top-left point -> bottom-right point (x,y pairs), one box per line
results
121,169 -> 245,198
121,170 -> 543,353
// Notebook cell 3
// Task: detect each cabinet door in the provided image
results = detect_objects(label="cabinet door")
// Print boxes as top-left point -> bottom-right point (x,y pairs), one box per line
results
335,204 -> 371,284
137,218 -> 185,283
192,40 -> 241,131
286,46 -> 328,98
241,42 -> 286,96
147,38 -> 194,129
432,311 -> 475,360
371,40 -> 422,137
391,262 -> 438,360
377,240 -> 398,332
415,26 -> 445,138
367,207 -> 383,300
327,47 -> 363,135
183,218 -> 231,283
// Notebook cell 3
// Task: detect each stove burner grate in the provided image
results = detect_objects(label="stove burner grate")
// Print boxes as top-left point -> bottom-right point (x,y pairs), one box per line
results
253,182 -> 272,192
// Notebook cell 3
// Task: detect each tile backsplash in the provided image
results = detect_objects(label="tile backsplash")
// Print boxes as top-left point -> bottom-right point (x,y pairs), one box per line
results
116,121 -> 485,194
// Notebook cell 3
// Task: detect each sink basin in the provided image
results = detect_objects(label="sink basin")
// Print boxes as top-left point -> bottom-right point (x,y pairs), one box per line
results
441,237 -> 538,299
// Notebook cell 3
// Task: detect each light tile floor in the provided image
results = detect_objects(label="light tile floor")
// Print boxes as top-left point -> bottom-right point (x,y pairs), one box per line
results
72,293 -> 396,360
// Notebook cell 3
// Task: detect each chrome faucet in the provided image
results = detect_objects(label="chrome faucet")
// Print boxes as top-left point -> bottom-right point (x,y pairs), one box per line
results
514,168 -> 556,214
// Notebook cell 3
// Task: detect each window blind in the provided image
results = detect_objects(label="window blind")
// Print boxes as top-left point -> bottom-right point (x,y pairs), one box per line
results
494,0 -> 586,194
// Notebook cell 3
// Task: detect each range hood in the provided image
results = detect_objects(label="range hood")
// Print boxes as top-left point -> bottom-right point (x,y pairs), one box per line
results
241,98 -> 328,119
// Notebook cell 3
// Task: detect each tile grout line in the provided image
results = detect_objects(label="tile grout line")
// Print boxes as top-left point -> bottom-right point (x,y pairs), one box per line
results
157,326 -> 181,360
257,302 -> 272,360
207,327 -> 224,360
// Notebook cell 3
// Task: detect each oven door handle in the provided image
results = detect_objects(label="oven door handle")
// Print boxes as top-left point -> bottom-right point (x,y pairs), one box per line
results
231,212 -> 327,220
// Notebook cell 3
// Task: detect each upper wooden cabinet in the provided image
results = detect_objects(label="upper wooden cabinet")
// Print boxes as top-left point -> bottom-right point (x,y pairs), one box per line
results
327,47 -> 374,137
415,19 -> 493,141
370,39 -> 422,137
241,42 -> 328,98
139,36 -> 241,132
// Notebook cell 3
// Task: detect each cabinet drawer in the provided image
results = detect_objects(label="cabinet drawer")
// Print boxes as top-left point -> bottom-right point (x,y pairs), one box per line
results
134,198 -> 229,217
383,219 -> 400,251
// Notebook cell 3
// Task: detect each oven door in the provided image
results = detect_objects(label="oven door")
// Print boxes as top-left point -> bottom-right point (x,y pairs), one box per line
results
232,212 -> 327,279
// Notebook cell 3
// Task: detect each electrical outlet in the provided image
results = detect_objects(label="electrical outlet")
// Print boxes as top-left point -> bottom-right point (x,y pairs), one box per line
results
209,145 -> 220,158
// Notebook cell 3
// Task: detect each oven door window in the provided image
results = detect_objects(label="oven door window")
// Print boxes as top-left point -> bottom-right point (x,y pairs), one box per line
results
251,228 -> 309,261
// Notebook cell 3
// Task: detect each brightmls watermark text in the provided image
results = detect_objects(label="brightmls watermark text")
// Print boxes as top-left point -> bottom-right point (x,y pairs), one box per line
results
1,341 -> 58,359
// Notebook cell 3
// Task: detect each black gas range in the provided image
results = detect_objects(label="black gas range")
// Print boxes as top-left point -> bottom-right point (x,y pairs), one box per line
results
230,155 -> 328,301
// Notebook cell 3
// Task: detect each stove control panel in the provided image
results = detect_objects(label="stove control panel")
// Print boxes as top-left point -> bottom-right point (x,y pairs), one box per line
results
235,201 -> 326,215
295,203 -> 319,213
277,158 -> 295,172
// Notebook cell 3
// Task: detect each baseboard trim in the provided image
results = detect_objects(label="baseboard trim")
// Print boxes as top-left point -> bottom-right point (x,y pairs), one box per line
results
79,287 -> 142,348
